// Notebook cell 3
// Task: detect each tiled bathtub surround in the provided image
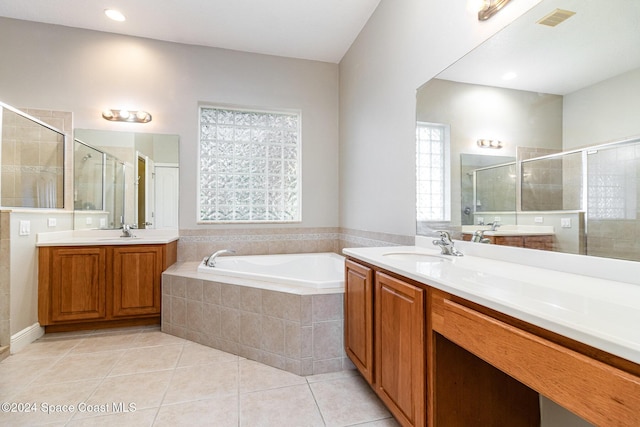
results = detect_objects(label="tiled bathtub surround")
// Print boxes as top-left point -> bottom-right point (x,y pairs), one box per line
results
161,272 -> 348,376
177,227 -> 413,263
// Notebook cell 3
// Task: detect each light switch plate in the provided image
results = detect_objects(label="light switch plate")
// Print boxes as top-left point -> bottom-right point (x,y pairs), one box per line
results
561,218 -> 572,228
47,218 -> 57,227
86,217 -> 92,225
19,220 -> 30,236
534,216 -> 544,223
100,218 -> 106,228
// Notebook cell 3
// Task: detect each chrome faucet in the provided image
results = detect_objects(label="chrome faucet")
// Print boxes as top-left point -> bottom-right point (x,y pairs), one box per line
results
120,223 -> 136,238
432,231 -> 464,256
204,249 -> 237,267
487,221 -> 501,231
471,230 -> 491,244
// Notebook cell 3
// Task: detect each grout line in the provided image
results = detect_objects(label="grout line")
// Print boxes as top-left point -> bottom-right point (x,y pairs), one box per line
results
306,380 -> 327,426
150,339 -> 187,426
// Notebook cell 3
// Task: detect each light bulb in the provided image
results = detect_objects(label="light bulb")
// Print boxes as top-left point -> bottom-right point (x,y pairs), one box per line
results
104,9 -> 126,22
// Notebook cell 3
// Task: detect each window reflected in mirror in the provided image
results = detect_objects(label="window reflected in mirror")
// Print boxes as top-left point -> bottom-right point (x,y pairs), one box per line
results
416,122 -> 450,223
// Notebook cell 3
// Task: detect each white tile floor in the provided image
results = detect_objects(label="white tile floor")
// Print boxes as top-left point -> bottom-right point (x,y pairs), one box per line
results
0,326 -> 399,426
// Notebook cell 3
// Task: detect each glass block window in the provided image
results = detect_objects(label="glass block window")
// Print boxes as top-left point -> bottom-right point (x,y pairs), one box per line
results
198,106 -> 301,223
587,146 -> 635,220
416,122 -> 450,222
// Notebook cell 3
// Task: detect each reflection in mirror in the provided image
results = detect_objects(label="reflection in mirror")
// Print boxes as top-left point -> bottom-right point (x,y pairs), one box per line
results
73,129 -> 179,230
416,0 -> 640,262
461,154 -> 515,226
73,139 -> 126,229
1,102 -> 65,208
521,150 -> 583,212
74,141 -> 104,211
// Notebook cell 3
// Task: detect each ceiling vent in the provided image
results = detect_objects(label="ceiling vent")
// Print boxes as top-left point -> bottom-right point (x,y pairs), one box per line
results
537,9 -> 576,27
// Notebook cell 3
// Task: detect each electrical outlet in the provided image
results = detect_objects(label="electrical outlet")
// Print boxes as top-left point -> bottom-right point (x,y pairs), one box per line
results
47,218 -> 57,227
477,217 -> 484,225
494,216 -> 501,222
86,217 -> 92,225
19,220 -> 30,236
561,218 -> 572,228
100,218 -> 107,228
534,217 -> 544,223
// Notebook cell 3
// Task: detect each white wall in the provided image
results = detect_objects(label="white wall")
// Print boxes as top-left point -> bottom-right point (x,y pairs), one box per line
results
0,17 -> 339,230
563,67 -> 640,149
9,211 -> 74,336
339,0 -> 542,237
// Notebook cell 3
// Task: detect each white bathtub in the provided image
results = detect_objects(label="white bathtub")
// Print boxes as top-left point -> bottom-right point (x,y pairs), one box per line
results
197,252 -> 345,289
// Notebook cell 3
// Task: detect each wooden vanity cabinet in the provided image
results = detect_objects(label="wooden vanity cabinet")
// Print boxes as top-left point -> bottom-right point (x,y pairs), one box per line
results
344,259 -> 426,427
39,241 -> 177,331
375,272 -> 425,427
344,260 -> 374,383
47,247 -> 107,323
462,233 -> 554,250
111,245 -> 163,317
431,289 -> 640,426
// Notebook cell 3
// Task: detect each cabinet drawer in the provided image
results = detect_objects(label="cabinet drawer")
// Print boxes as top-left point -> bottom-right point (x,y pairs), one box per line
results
432,293 -> 640,426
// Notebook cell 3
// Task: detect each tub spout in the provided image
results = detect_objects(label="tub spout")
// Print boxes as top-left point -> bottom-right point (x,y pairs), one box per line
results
204,249 -> 236,267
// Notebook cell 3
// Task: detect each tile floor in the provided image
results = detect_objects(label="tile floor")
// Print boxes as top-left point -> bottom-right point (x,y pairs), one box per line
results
0,326 -> 399,426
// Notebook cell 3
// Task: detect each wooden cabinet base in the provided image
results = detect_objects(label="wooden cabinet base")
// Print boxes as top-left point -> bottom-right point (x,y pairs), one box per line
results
39,241 -> 176,332
432,333 -> 540,426
44,317 -> 160,334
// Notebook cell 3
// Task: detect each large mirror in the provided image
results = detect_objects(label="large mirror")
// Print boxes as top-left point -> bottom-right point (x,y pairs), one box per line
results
0,102 -> 65,209
416,0 -> 640,261
73,129 -> 179,230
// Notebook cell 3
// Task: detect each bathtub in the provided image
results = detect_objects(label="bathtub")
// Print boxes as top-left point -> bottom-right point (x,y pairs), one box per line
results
196,252 -> 345,289
163,252 -> 349,376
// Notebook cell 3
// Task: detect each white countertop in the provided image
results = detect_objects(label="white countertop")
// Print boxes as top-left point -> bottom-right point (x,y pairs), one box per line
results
343,241 -> 640,365
461,225 -> 555,236
36,229 -> 179,246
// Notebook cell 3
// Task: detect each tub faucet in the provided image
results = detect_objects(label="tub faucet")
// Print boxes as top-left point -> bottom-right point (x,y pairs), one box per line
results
204,249 -> 236,267
432,231 -> 464,256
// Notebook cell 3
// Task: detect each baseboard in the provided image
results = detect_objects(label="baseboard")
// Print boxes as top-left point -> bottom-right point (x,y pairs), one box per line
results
11,323 -> 45,354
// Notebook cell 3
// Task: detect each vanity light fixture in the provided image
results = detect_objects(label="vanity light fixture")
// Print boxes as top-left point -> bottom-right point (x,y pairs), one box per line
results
104,9 -> 126,22
478,0 -> 512,21
477,139 -> 503,149
102,109 -> 152,123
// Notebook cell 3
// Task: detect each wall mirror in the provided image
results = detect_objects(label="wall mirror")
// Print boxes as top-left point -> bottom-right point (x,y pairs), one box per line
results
73,129 -> 179,230
416,0 -> 640,261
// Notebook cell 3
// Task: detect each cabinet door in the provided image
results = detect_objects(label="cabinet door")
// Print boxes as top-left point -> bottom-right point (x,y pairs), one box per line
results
50,247 -> 107,322
111,245 -> 162,317
344,260 -> 374,383
375,272 -> 425,427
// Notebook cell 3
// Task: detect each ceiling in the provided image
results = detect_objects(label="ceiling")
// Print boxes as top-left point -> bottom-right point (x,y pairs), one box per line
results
438,0 -> 640,95
0,0 -> 381,63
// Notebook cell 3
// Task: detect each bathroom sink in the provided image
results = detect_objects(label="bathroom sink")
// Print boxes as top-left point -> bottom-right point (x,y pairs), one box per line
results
382,252 -> 445,262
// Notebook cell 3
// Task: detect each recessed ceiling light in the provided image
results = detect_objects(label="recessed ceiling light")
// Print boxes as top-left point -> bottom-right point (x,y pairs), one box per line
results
502,71 -> 517,81
104,9 -> 126,22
